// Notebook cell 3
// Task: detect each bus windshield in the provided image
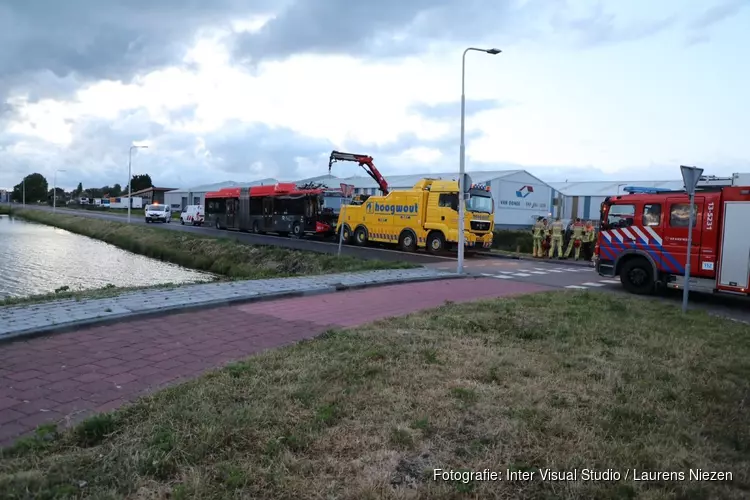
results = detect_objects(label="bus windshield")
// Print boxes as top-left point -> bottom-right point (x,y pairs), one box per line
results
466,194 -> 493,214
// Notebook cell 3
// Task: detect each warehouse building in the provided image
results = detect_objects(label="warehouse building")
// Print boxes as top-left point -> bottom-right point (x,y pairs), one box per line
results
164,178 -> 278,211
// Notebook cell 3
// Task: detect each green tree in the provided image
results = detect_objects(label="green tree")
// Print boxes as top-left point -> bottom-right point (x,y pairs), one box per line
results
129,174 -> 153,192
75,182 -> 83,196
111,183 -> 122,196
12,173 -> 48,203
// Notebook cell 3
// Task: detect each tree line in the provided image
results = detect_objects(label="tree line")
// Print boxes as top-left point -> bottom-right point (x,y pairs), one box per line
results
10,173 -> 153,203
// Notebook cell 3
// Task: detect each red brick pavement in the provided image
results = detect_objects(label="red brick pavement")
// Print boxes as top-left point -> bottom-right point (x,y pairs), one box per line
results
0,278 -> 551,446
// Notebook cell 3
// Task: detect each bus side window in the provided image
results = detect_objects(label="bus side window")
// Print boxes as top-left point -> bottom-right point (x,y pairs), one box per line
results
642,203 -> 662,226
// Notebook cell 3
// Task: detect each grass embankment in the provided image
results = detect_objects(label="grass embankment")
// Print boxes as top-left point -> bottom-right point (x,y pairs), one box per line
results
13,209 -> 414,279
2,291 -> 748,499
0,205 -> 11,215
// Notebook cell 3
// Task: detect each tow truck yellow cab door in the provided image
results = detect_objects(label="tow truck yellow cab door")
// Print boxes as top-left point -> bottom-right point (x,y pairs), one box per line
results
431,192 -> 459,239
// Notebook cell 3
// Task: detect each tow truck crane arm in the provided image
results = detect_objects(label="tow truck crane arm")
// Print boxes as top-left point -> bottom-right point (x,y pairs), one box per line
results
328,150 -> 389,195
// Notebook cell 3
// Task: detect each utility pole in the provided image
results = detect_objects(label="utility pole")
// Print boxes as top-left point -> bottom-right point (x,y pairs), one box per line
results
127,145 -> 148,223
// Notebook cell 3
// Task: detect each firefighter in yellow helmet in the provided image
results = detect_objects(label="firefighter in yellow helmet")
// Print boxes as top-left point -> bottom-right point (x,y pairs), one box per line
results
565,218 -> 586,260
548,217 -> 565,259
531,216 -> 545,257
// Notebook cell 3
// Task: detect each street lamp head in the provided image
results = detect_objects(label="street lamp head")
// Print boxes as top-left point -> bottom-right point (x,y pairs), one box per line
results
485,48 -> 502,55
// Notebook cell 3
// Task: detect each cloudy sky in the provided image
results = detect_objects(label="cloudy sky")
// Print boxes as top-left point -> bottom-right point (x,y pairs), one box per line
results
1,0 -> 748,191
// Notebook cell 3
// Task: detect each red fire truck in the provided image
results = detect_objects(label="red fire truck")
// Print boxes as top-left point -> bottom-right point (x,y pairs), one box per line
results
595,175 -> 750,296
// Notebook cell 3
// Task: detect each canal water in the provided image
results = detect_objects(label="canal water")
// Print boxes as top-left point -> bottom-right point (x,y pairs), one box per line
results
0,214 -> 214,299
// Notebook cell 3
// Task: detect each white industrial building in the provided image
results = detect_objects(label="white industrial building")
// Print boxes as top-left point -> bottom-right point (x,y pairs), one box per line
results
164,178 -> 278,210
549,173 -> 750,222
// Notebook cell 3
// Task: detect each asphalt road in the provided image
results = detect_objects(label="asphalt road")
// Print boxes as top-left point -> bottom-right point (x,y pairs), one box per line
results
426,257 -> 750,324
14,205 -> 453,265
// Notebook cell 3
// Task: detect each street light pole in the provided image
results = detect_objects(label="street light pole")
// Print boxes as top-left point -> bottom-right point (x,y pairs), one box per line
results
458,46 -> 501,275
53,169 -> 66,212
127,145 -> 148,223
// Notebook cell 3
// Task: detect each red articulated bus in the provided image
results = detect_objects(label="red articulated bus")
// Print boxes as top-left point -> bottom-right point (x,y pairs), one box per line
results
204,183 -> 339,237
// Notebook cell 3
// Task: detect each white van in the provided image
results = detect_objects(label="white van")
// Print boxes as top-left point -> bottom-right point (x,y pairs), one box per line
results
180,205 -> 205,226
144,204 -> 171,223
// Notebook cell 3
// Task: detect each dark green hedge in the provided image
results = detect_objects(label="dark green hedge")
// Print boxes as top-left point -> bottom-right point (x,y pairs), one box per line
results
492,230 -> 533,253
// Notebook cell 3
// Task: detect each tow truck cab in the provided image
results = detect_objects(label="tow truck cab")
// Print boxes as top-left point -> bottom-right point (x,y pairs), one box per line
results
596,186 -> 750,296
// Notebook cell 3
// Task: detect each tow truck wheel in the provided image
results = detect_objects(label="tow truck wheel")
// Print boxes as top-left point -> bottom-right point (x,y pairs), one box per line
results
427,231 -> 445,254
620,258 -> 654,295
354,226 -> 368,246
339,225 -> 352,244
399,231 -> 417,252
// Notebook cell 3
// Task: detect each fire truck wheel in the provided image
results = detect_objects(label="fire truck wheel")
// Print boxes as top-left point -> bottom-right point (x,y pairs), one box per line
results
354,226 -> 368,246
620,258 -> 654,295
292,222 -> 302,238
215,219 -> 222,230
399,230 -> 417,252
427,231 -> 445,254
252,221 -> 260,233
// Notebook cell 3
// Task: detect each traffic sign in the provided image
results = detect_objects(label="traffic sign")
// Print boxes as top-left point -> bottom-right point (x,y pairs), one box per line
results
461,173 -> 472,193
680,165 -> 704,195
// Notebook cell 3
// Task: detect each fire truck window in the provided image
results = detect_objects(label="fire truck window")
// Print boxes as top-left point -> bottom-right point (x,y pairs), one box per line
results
643,204 -> 662,226
607,204 -> 635,228
669,203 -> 698,227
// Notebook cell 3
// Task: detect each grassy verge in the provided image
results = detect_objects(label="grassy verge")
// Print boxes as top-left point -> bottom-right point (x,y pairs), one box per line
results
0,205 -> 11,215
2,291 -> 748,499
0,282 -> 212,308
12,209 -> 414,279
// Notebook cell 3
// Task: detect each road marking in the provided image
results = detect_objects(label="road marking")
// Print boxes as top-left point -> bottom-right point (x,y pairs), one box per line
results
499,271 -> 514,274
528,271 -> 547,274
599,279 -> 620,284
581,282 -> 605,287
512,273 -> 532,277
546,269 -> 563,273
565,285 -> 589,289
492,275 -> 514,279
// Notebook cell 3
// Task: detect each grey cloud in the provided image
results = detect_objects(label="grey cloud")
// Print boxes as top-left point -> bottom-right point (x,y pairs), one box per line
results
689,0 -> 748,29
685,0 -> 748,45
232,0 -> 554,64
550,2 -> 676,48
408,99 -> 504,122
0,0 -> 280,102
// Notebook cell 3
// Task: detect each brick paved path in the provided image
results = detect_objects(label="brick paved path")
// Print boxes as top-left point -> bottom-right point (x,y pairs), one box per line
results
0,278 -> 550,446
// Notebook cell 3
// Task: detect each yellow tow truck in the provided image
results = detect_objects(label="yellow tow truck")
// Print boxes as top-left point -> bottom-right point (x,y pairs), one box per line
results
329,150 -> 494,253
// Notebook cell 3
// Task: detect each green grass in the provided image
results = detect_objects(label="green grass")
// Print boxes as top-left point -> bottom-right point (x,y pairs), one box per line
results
1,291 -> 748,499
0,205 -> 11,215
11,209 -> 415,279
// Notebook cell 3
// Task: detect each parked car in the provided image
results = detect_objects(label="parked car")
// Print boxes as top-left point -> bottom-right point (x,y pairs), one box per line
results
144,204 -> 171,223
180,205 -> 204,226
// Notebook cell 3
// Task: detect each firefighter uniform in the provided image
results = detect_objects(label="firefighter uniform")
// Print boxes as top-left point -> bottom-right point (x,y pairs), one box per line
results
565,218 -> 586,260
548,218 -> 564,258
583,221 -> 596,261
532,217 -> 545,257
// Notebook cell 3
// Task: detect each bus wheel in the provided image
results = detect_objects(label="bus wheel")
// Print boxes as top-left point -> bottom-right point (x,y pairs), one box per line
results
292,222 -> 302,238
399,231 -> 417,252
354,226 -> 368,246
427,231 -> 445,254
620,258 -> 654,295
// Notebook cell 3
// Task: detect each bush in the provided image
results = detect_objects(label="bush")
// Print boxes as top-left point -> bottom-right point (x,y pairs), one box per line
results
492,230 -> 533,253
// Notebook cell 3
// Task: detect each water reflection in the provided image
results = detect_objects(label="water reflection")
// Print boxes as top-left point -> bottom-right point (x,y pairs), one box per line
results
0,214 -> 214,299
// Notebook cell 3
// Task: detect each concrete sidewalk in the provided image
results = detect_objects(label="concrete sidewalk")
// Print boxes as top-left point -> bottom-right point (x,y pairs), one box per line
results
0,277 -> 552,446
0,268 -> 455,342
